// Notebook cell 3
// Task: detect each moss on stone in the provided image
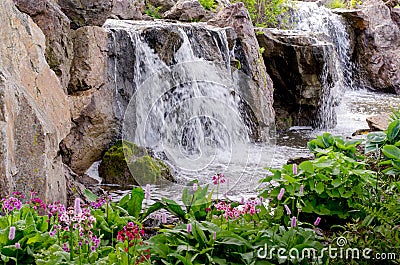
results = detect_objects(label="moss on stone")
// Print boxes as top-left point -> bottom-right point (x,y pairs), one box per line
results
99,140 -> 174,186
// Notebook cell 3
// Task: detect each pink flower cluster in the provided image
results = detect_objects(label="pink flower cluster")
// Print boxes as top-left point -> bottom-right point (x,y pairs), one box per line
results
116,222 -> 145,243
90,196 -> 110,209
215,198 -> 262,220
48,198 -> 98,252
2,196 -> 22,212
212,173 -> 226,185
29,191 -> 46,211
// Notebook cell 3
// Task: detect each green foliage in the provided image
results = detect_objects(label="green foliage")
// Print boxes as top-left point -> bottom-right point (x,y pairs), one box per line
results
326,0 -> 347,9
307,132 -> 362,158
199,0 -> 216,10
144,4 -> 162,19
233,0 -> 291,28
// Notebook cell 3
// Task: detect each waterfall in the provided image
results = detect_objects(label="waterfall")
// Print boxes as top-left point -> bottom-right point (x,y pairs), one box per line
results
104,20 -> 270,187
292,2 -> 354,90
288,2 -> 354,128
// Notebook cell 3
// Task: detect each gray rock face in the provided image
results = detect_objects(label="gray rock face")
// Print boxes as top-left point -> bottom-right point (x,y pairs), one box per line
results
164,0 -> 208,21
60,25 -> 119,174
208,3 -> 275,136
257,28 -> 341,129
0,0 -> 70,202
13,0 -> 74,91
111,0 -> 144,20
58,0 -> 113,29
147,0 -> 177,13
338,2 -> 400,94
68,26 -> 108,94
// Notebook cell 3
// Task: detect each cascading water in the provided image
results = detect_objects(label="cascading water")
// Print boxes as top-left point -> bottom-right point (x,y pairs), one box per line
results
104,20 -> 274,196
292,2 -> 354,89
289,2 -> 355,128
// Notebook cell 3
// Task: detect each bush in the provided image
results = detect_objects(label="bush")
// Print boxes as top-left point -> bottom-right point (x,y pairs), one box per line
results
232,0 -> 291,28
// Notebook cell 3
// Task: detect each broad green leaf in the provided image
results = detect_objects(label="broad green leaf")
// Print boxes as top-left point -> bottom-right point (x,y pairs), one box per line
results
84,189 -> 98,202
387,120 -> 400,143
331,178 -> 342,188
382,145 -> 400,160
315,182 -> 324,194
299,160 -> 314,173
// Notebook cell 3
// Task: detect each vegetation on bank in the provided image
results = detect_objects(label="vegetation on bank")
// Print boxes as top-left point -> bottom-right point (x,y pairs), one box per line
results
1,115 -> 399,264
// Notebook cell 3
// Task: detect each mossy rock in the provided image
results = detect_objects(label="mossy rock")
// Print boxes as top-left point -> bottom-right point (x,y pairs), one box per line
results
99,140 -> 174,187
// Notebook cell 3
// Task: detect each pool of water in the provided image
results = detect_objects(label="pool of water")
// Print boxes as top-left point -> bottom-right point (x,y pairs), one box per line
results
92,88 -> 400,202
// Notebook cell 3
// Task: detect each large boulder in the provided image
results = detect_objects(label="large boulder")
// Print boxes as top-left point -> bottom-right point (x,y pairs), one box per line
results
366,113 -> 390,131
110,0 -> 145,20
0,0 -> 71,202
164,0 -> 208,21
99,140 -> 174,187
147,0 -> 177,13
13,0 -> 74,91
257,28 -> 341,129
338,1 -> 400,94
58,0 -> 113,29
208,3 -> 275,136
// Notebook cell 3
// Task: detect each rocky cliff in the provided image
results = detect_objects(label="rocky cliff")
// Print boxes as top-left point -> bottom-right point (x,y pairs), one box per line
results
0,0 -> 70,202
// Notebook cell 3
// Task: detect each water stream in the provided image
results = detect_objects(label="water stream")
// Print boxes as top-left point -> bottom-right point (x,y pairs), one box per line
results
94,4 -> 400,202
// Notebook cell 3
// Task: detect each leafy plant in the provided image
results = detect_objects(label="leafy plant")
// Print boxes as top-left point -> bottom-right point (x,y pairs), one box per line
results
326,0 -> 347,8
232,0 -> 291,28
199,0 -> 216,10
144,4 -> 162,19
262,149 -> 377,220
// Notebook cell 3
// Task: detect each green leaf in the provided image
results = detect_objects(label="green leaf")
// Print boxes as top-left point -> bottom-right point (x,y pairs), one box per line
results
382,145 -> 400,160
118,187 -> 144,218
299,160 -> 314,173
162,198 -> 187,221
84,189 -> 99,202
315,182 -> 324,194
387,120 -> 400,143
331,178 -> 342,188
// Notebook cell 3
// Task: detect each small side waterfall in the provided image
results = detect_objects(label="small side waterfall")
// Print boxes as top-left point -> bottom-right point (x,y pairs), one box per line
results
292,2 -> 354,89
104,20 -> 273,188
289,2 -> 355,128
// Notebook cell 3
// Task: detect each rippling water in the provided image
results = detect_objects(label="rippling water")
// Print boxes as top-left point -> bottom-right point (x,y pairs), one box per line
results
91,89 -> 400,202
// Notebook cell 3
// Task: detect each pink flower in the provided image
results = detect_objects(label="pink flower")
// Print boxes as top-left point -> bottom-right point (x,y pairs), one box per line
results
212,173 -> 226,185
314,217 -> 321,226
213,231 -> 216,240
8,226 -> 15,240
299,185 -> 304,196
145,184 -> 151,200
291,217 -> 297,228
277,188 -> 285,200
187,223 -> 192,233
74,198 -> 82,216
293,163 -> 298,175
15,242 -> 20,249
192,183 -> 198,191
162,212 -> 167,224
284,204 -> 291,215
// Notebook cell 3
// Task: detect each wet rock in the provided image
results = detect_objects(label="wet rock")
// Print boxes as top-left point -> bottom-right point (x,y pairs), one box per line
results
164,0 -> 208,21
147,0 -> 177,13
208,3 -> 275,138
111,0 -> 145,20
257,28 -> 341,129
338,1 -> 400,94
287,155 -> 314,165
68,26 -> 108,94
366,113 -> 390,131
13,0 -> 74,91
58,0 -> 113,29
0,0 -> 71,203
99,140 -> 174,187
